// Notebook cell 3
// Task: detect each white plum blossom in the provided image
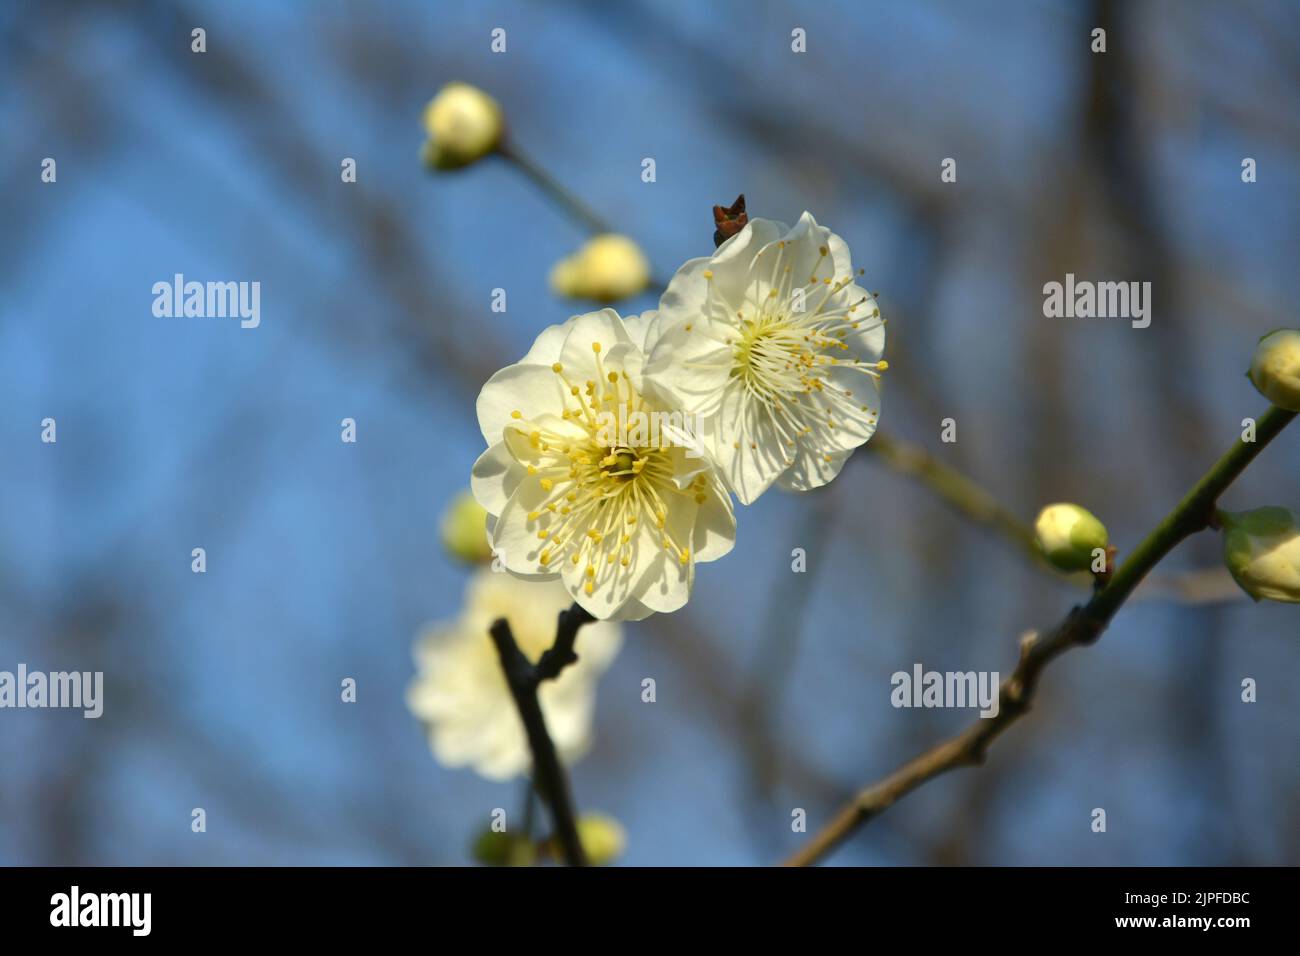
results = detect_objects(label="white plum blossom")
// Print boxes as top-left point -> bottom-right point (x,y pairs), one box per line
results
406,569 -> 622,781
643,213 -> 887,504
471,308 -> 736,621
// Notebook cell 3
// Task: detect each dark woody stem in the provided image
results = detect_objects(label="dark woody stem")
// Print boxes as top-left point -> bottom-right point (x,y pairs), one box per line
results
488,602 -> 596,866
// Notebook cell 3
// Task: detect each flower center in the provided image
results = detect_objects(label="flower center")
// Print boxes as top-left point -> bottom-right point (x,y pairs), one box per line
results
694,240 -> 889,462
732,318 -> 808,399
510,342 -> 710,593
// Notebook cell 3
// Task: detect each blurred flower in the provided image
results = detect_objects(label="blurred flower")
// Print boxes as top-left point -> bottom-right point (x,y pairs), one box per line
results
545,813 -> 626,865
471,308 -> 735,620
407,569 -> 621,780
1247,329 -> 1300,411
643,213 -> 886,504
1219,506 -> 1300,603
421,82 -> 503,170
549,234 -> 651,303
1033,503 -> 1110,573
440,489 -> 492,564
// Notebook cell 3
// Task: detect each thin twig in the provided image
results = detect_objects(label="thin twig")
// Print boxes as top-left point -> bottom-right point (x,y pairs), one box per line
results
498,141 -> 612,235
488,602 -> 596,866
785,405 -> 1296,866
496,140 -> 670,289
862,429 -> 1242,602
864,430 -> 1041,564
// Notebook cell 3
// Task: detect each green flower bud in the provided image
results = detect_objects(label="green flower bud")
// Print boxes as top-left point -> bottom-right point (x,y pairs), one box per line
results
471,829 -> 536,867
545,813 -> 626,865
1033,502 -> 1109,573
577,814 -> 626,865
548,234 -> 651,303
1247,329 -> 1300,411
421,82 -> 503,170
1219,506 -> 1300,604
440,490 -> 492,564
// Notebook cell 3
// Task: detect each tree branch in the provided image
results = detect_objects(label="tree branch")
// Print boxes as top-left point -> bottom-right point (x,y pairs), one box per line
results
862,428 -> 1245,603
785,404 -> 1296,866
496,141 -> 670,290
497,141 -> 612,236
488,602 -> 596,866
864,430 -> 1040,564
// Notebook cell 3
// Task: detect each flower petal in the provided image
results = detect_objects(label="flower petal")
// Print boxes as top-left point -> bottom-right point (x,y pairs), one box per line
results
643,314 -> 733,417
488,483 -> 561,578
622,310 -> 658,351
707,383 -> 789,505
470,442 -> 523,516
778,212 -> 838,283
691,481 -> 736,562
630,550 -> 691,614
477,363 -> 568,446
558,308 -> 634,381
521,321 -> 571,365
778,447 -> 853,492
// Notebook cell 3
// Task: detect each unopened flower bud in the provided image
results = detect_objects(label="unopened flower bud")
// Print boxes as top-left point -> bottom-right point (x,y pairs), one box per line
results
421,82 -> 503,170
440,490 -> 492,564
549,234 -> 650,303
712,193 -> 748,247
1033,502 -> 1109,573
578,814 -> 626,865
1248,329 -> 1300,411
544,813 -> 625,865
1219,506 -> 1300,604
471,829 -> 536,867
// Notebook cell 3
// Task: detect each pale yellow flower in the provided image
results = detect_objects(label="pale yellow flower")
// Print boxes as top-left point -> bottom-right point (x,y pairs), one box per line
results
644,214 -> 886,504
407,570 -> 621,780
472,308 -> 735,620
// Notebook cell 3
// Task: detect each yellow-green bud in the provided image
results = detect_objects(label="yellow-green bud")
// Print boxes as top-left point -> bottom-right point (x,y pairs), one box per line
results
1248,329 -> 1300,411
1219,506 -> 1300,604
440,490 -> 492,564
1033,502 -> 1109,573
471,829 -> 536,867
545,813 -> 626,865
421,82 -> 503,170
577,814 -> 626,865
548,234 -> 650,303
